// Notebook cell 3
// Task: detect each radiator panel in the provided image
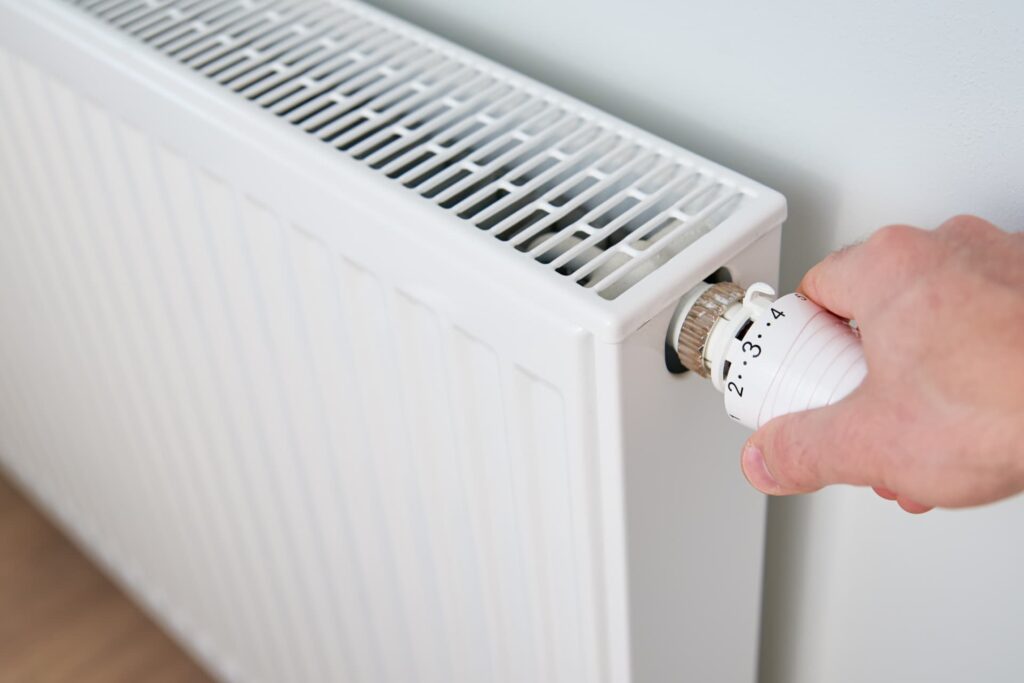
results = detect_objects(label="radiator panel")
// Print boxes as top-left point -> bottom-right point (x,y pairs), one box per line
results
0,47 -> 607,682
0,1 -> 783,681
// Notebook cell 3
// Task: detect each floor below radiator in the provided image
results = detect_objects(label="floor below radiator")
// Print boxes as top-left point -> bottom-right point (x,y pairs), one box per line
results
0,473 -> 213,682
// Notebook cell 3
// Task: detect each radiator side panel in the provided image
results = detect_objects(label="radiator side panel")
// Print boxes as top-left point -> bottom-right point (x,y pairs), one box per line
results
604,230 -> 781,683
0,39 -> 619,683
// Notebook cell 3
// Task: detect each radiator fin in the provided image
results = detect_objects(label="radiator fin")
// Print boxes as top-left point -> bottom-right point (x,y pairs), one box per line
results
66,0 -> 748,299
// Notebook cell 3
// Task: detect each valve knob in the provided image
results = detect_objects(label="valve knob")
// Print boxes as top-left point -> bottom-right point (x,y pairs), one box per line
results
669,281 -> 867,430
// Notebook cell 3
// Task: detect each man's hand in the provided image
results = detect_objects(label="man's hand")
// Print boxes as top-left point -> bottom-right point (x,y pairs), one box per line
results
740,215 -> 1024,512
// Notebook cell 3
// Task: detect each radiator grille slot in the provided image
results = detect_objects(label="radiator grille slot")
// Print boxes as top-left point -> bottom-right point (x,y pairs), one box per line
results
68,0 -> 748,299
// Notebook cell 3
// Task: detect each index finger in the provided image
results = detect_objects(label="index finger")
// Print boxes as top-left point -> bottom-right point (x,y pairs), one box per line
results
799,224 -> 926,321
798,241 -> 867,320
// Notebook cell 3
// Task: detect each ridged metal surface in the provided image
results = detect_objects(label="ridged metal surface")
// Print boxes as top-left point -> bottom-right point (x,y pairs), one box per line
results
0,47 -> 606,682
63,0 -> 750,300
675,282 -> 745,378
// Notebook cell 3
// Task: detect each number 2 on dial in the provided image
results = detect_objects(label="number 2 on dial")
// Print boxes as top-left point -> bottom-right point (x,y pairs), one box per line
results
727,381 -> 744,397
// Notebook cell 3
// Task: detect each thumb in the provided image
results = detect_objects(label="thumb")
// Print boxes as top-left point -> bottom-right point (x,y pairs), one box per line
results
740,391 -> 886,495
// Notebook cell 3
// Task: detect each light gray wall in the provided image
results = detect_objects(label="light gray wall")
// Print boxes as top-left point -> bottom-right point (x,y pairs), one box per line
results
363,0 -> 1024,681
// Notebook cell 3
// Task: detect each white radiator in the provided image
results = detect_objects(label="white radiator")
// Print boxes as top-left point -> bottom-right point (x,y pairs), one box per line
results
0,1 -> 786,681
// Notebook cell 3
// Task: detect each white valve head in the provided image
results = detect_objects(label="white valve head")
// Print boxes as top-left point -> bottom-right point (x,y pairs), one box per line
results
668,281 -> 867,429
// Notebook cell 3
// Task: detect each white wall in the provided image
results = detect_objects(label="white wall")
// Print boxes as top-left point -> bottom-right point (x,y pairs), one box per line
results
363,0 -> 1024,680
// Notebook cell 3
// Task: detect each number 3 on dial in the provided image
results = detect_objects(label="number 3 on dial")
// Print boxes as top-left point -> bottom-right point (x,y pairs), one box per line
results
742,341 -> 762,357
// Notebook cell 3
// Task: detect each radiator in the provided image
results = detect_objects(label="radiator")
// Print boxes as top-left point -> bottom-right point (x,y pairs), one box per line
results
0,1 -> 786,681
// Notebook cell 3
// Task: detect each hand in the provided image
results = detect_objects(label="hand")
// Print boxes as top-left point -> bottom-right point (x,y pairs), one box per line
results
740,215 -> 1024,513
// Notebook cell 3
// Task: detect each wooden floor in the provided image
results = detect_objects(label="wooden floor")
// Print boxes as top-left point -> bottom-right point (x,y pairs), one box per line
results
0,474 -> 214,682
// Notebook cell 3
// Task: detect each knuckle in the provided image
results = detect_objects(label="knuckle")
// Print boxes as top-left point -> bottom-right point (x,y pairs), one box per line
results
938,214 -> 998,238
867,224 -> 921,252
865,224 -> 939,286
764,418 -> 816,489
764,421 -> 790,461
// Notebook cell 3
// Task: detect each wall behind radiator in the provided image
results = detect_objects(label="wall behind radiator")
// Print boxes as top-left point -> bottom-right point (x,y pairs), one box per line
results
363,1 -> 1024,681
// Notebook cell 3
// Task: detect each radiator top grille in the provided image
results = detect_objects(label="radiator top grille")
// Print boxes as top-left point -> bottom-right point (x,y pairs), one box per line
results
68,0 -> 751,300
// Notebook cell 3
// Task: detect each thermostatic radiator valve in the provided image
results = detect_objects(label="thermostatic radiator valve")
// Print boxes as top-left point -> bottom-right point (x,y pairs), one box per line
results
668,281 -> 867,430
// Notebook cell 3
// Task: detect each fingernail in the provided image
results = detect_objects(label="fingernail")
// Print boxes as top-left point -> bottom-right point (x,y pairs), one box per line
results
872,486 -> 898,501
896,498 -> 934,514
742,443 -> 781,494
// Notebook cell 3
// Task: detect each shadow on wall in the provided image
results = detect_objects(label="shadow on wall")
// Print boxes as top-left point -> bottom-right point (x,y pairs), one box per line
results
756,495 -> 817,683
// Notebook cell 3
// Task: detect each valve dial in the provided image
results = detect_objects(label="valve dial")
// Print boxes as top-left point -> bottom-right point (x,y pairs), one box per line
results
669,282 -> 867,430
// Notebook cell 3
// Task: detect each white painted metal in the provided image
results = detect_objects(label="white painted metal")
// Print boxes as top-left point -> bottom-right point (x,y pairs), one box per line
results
0,1 -> 784,681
